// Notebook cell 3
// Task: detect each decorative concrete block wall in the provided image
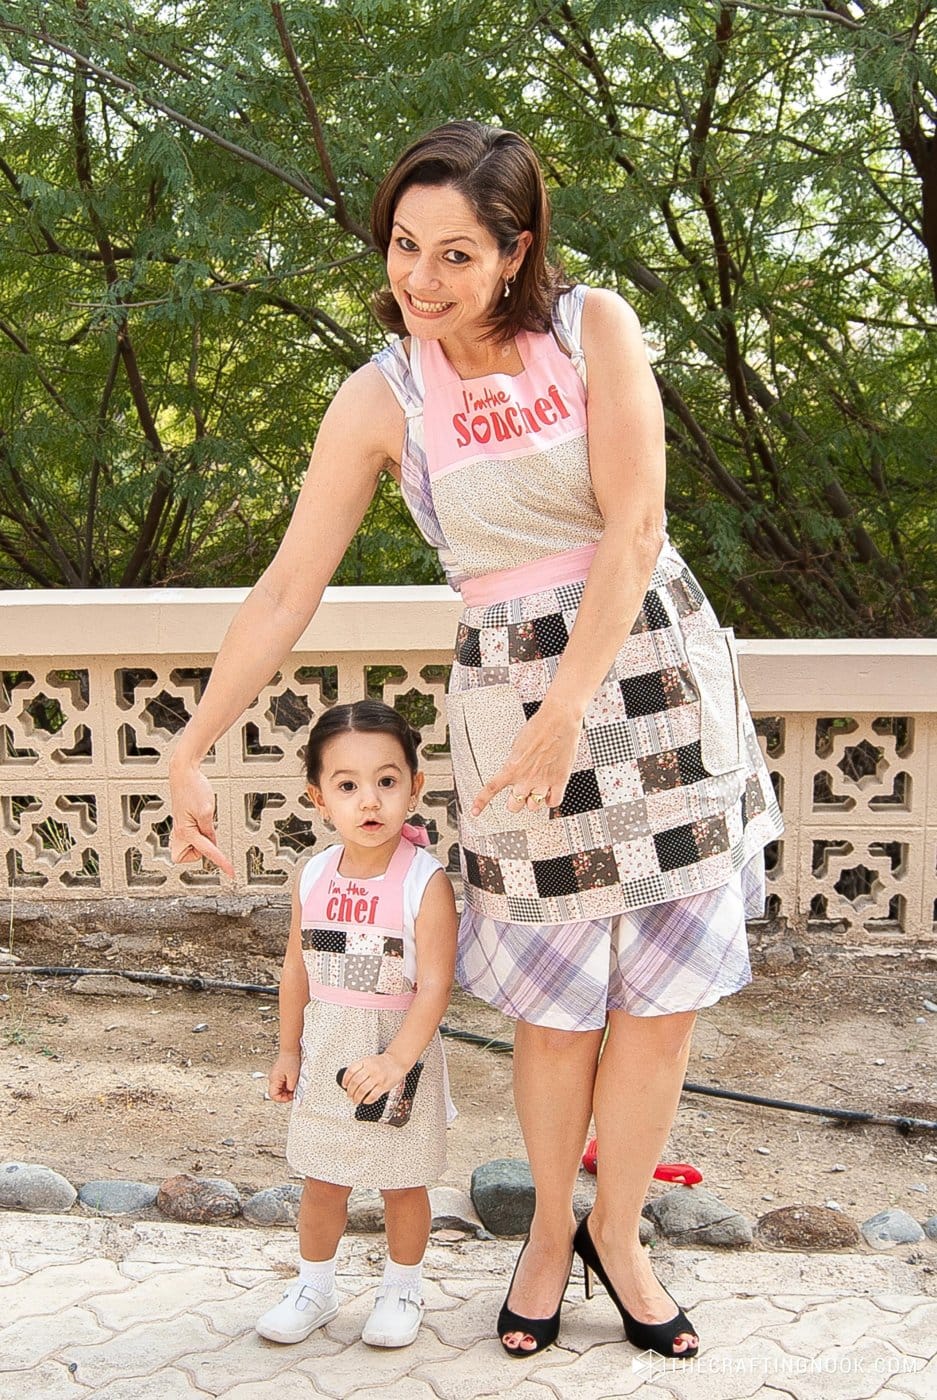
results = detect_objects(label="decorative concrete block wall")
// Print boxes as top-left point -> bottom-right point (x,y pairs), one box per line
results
2,589 -> 936,949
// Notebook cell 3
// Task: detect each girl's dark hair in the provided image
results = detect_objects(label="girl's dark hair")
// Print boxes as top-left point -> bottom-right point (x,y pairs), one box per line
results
370,119 -> 568,345
304,700 -> 421,785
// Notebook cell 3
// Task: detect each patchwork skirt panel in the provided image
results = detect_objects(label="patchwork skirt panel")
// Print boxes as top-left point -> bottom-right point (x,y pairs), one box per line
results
456,848 -> 765,1029
448,539 -> 783,926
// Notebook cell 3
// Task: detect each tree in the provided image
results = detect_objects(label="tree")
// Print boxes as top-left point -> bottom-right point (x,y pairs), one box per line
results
0,0 -> 934,634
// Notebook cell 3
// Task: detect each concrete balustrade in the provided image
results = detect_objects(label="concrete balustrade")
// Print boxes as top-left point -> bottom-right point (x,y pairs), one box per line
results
2,588 -> 936,950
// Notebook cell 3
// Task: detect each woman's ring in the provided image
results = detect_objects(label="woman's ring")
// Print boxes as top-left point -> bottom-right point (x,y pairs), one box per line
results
529,792 -> 547,805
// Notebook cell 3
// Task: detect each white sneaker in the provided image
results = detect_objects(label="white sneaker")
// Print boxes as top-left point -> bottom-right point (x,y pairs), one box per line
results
255,1279 -> 339,1343
361,1282 -> 425,1348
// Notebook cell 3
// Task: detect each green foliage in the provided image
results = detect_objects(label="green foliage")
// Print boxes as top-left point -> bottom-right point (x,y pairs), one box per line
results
0,0 -> 934,634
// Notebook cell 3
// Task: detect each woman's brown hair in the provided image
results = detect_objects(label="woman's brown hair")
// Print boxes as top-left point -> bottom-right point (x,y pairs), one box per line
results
370,120 -> 567,344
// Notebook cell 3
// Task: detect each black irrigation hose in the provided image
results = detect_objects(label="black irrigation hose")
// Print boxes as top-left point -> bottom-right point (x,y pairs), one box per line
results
1,965 -> 272,995
438,1026 -> 937,1133
5,964 -> 937,1133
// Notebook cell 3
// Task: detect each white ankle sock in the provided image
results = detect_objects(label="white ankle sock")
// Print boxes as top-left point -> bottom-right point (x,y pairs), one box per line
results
298,1246 -> 338,1294
383,1256 -> 423,1290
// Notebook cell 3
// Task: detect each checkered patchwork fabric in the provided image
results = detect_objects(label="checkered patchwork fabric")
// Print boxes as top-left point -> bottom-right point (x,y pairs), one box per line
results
302,925 -> 408,997
456,851 -> 765,1029
450,546 -> 783,924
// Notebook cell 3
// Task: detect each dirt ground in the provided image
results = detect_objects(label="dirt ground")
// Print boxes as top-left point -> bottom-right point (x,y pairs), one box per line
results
2,919 -> 936,1236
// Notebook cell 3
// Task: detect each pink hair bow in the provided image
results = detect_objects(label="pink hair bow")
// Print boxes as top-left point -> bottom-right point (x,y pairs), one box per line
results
401,821 -> 432,847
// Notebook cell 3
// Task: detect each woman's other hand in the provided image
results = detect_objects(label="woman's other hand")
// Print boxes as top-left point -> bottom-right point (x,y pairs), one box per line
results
168,756 -> 235,878
470,698 -> 581,818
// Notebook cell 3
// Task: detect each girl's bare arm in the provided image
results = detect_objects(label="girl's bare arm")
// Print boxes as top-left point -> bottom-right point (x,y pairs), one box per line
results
340,869 -> 458,1104
268,876 -> 311,1102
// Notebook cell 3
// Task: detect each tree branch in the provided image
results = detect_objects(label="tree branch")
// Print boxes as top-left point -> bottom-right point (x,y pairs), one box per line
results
0,18 -> 337,213
269,3 -> 371,245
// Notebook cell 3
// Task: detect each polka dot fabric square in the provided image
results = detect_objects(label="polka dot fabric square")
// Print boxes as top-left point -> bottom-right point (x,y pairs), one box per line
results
304,927 -> 346,954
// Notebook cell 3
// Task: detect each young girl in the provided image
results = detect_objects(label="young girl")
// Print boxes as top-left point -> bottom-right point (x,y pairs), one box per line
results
256,700 -> 458,1350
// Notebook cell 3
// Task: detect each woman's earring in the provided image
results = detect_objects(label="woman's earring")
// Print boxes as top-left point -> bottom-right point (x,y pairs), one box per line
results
503,272 -> 516,300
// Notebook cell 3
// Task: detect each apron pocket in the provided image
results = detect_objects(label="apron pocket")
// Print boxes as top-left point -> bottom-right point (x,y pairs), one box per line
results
683,627 -> 747,776
447,684 -> 550,835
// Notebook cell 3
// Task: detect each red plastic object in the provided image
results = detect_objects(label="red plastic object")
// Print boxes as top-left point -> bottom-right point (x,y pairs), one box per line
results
581,1138 -> 702,1186
654,1161 -> 703,1185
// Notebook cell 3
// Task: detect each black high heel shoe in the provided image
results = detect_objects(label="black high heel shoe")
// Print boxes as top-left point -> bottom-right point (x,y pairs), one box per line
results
573,1213 -> 699,1359
497,1236 -> 571,1357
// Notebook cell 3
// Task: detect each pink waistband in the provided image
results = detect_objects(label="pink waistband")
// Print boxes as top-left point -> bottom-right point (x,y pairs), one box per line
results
460,543 -> 598,607
308,980 -> 415,1011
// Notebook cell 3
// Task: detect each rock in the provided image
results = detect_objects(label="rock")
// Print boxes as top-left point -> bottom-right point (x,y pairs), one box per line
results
156,1173 -> 240,1223
242,1184 -> 303,1226
922,1000 -> 937,1013
756,1204 -> 860,1251
78,1180 -> 158,1216
192,1023 -> 209,1033
429,1186 -> 488,1237
469,1158 -> 651,1243
573,1172 -> 599,1223
78,931 -> 113,952
923,1216 -> 937,1242
0,1162 -> 77,1213
830,1164 -> 846,1172
908,1183 -> 928,1194
860,1209 -> 925,1249
0,949 -> 20,965
642,1187 -> 752,1247
761,942 -> 795,968
471,1159 -> 535,1236
347,1187 -> 385,1233
71,974 -> 151,998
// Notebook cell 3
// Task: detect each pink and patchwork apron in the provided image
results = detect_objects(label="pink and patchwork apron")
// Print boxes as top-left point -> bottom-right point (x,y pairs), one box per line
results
286,837 -> 449,1187
371,286 -> 784,1028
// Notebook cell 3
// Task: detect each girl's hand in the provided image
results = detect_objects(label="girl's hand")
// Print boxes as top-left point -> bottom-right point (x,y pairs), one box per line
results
168,758 -> 235,878
268,1051 -> 301,1103
340,1052 -> 408,1106
471,699 -> 582,818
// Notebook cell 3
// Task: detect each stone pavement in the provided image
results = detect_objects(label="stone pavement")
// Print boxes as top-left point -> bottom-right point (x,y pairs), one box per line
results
1,1213 -> 935,1400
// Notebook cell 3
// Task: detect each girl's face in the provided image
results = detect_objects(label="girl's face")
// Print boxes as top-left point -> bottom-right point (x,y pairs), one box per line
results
308,729 -> 424,851
387,183 -> 531,346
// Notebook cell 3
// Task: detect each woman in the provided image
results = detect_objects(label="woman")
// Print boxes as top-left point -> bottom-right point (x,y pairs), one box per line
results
169,120 -> 783,1360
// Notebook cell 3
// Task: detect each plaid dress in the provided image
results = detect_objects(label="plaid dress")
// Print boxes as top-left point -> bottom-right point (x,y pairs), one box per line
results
372,286 -> 783,1029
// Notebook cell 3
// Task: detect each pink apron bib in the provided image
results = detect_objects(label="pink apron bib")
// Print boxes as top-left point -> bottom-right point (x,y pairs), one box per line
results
300,837 -> 418,1010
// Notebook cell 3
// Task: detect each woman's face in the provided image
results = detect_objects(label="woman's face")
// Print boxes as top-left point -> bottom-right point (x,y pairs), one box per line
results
387,183 -> 529,344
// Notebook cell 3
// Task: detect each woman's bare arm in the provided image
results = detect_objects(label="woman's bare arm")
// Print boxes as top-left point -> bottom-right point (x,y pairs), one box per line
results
540,288 -> 666,715
471,289 -> 666,816
169,364 -> 403,872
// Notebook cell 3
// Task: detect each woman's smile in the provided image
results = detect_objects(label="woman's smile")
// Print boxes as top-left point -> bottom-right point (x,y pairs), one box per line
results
405,290 -> 455,318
